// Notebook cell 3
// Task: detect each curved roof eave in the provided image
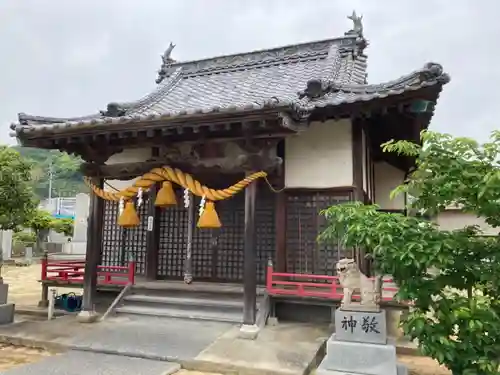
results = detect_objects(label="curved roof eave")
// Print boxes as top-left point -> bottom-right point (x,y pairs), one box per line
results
293,62 -> 450,113
11,62 -> 449,139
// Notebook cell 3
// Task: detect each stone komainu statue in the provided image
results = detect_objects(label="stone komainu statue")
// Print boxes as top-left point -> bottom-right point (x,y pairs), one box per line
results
336,258 -> 382,310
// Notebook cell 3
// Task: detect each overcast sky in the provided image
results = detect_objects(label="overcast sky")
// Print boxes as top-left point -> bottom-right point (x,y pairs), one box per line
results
0,0 -> 498,145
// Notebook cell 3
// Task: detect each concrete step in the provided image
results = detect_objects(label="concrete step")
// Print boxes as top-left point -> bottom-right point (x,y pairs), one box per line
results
130,285 -> 265,300
115,304 -> 243,324
123,294 -> 245,313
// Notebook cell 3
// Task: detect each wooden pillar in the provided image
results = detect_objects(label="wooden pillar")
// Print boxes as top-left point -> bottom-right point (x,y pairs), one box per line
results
146,183 -> 160,280
78,177 -> 104,321
351,118 -> 368,274
275,179 -> 286,273
184,191 -> 194,284
242,179 -> 257,326
351,118 -> 364,202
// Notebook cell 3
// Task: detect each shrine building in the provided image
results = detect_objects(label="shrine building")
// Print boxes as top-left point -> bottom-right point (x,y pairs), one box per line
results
10,13 -> 449,326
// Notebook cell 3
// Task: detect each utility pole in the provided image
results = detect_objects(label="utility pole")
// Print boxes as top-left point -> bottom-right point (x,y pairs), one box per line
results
48,159 -> 53,203
47,160 -> 54,243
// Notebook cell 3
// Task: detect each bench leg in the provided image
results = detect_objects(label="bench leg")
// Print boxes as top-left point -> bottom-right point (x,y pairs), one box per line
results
267,299 -> 279,326
38,284 -> 49,307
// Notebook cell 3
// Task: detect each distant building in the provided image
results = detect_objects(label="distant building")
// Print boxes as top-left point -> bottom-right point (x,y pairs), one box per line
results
434,207 -> 498,236
39,197 -> 76,219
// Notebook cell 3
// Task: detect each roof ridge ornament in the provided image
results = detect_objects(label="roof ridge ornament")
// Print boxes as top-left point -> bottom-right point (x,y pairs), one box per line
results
297,79 -> 343,100
100,102 -> 127,117
156,42 -> 176,84
421,62 -> 450,84
346,10 -> 363,37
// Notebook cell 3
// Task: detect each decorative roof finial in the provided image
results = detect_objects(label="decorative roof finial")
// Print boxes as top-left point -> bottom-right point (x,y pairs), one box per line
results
347,10 -> 363,36
156,42 -> 176,84
162,42 -> 176,64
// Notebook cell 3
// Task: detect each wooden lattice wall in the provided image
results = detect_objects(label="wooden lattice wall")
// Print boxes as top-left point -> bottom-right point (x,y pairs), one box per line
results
157,181 -> 275,283
100,182 -> 276,283
157,188 -> 188,279
101,199 -> 148,275
285,190 -> 352,277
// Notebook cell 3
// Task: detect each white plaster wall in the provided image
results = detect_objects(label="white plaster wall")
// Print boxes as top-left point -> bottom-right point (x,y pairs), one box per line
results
435,210 -> 499,235
284,119 -> 353,188
104,148 -> 152,191
374,161 -> 405,210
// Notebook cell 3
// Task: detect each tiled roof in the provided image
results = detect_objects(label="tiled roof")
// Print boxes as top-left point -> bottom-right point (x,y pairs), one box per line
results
295,62 -> 450,110
11,27 -> 449,137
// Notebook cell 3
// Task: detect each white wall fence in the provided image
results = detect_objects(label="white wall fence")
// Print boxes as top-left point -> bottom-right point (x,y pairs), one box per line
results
1,193 -> 90,260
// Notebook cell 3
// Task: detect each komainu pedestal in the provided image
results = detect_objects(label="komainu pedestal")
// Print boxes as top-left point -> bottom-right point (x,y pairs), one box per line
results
316,308 -> 408,375
0,283 -> 8,305
0,303 -> 14,325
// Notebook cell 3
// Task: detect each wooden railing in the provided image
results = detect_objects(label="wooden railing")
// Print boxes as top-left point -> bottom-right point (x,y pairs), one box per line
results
266,260 -> 398,301
41,258 -> 135,286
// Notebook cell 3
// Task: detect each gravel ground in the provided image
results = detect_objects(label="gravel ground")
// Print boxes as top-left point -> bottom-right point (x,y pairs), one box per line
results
0,344 -> 55,372
3,264 -> 80,308
399,354 -> 450,375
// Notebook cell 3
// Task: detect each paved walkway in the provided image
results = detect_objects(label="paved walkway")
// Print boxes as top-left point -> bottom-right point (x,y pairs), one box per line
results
0,351 -> 180,375
67,316 -> 234,362
0,315 -> 328,375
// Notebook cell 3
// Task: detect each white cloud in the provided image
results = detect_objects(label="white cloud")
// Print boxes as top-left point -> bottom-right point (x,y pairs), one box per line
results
63,33 -> 111,68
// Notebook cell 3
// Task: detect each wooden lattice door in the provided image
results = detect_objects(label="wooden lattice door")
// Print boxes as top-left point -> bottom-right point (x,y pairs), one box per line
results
101,200 -> 148,275
156,181 -> 276,284
285,191 -> 352,278
157,189 -> 188,279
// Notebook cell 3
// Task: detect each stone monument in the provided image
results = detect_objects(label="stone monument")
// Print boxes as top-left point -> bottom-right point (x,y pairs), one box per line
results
316,258 -> 407,375
0,230 -> 12,262
0,280 -> 14,325
0,229 -> 14,324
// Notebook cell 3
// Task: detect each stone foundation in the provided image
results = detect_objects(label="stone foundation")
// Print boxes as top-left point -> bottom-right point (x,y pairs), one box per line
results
0,303 -> 15,325
317,308 -> 408,375
0,283 -> 8,305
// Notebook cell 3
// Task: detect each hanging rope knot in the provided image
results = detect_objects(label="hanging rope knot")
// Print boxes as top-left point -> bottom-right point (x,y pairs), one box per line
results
83,166 -> 272,228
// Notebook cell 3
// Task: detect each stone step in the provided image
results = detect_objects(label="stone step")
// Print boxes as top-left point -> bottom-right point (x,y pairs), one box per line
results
115,304 -> 242,323
123,294 -> 246,313
130,285 -> 265,300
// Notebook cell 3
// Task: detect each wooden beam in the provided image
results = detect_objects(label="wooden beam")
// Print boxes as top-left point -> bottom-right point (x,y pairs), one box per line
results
80,154 -> 283,180
145,183 -> 160,280
243,176 -> 257,326
274,174 -> 286,272
184,191 -> 195,284
278,112 -> 308,132
307,85 -> 440,123
19,111 -> 296,147
78,177 -> 104,321
351,118 -> 369,274
145,146 -> 160,280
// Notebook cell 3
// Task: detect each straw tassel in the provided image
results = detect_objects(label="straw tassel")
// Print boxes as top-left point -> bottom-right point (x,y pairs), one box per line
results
118,201 -> 140,228
155,181 -> 177,207
197,201 -> 222,228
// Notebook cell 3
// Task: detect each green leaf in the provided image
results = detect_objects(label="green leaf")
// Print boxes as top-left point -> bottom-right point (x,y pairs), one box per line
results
317,131 -> 500,375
